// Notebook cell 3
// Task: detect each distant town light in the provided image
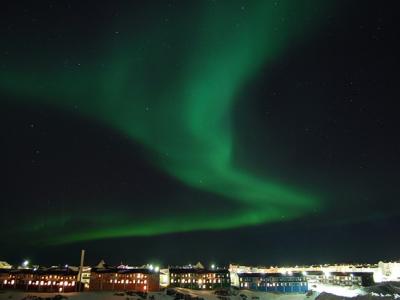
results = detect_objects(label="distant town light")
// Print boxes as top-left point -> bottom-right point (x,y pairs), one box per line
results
211,264 -> 216,269
22,260 -> 29,267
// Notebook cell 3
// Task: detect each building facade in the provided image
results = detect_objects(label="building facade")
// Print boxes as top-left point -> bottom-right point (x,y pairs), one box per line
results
89,267 -> 159,292
238,273 -> 308,293
0,267 -> 80,293
169,267 -> 230,290
376,261 -> 400,282
230,263 -> 383,285
320,272 -> 374,287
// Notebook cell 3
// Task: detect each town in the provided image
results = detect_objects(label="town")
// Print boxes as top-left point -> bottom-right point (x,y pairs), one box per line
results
1,255 -> 399,295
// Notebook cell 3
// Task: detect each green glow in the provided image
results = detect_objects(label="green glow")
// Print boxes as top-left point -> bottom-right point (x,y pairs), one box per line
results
0,1 -> 331,244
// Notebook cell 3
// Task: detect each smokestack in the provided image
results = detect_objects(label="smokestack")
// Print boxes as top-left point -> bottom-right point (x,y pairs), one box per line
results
77,249 -> 85,292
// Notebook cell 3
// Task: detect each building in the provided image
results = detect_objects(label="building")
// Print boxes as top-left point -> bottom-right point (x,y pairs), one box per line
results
0,269 -> 9,286
230,263 -> 386,285
376,261 -> 400,282
0,262 -> 12,269
0,266 -> 80,293
320,272 -> 374,287
80,266 -> 91,289
169,266 -> 230,290
68,266 -> 91,289
89,266 -> 159,292
303,271 -> 324,287
238,273 -> 308,293
159,268 -> 170,287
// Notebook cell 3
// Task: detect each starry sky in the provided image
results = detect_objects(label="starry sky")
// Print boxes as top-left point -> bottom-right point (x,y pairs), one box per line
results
1,0 -> 399,267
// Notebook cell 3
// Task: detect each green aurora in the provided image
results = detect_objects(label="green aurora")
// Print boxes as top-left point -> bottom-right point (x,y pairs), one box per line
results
1,1 -> 332,244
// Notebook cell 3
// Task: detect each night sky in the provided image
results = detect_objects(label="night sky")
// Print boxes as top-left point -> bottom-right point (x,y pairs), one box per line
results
1,1 -> 399,267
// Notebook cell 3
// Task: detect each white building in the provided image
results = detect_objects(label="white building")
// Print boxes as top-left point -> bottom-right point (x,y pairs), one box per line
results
159,268 -> 170,287
376,261 -> 400,282
229,261 -> 400,286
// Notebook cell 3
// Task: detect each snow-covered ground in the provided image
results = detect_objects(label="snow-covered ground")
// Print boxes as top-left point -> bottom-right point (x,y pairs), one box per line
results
0,284 -> 398,300
311,284 -> 366,298
175,287 -> 315,300
0,289 -> 313,300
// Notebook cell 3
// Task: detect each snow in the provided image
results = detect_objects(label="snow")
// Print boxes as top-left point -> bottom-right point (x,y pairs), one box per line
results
311,284 -> 366,298
0,290 -> 312,300
0,285 -> 398,300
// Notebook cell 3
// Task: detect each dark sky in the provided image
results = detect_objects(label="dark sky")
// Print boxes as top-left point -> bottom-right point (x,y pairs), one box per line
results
1,0 -> 400,267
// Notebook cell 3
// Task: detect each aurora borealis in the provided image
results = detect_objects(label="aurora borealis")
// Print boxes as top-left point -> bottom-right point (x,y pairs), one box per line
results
1,0 -> 400,265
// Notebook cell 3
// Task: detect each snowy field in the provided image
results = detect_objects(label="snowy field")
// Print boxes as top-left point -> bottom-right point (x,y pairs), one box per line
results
0,290 -> 312,300
0,284 -> 399,300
